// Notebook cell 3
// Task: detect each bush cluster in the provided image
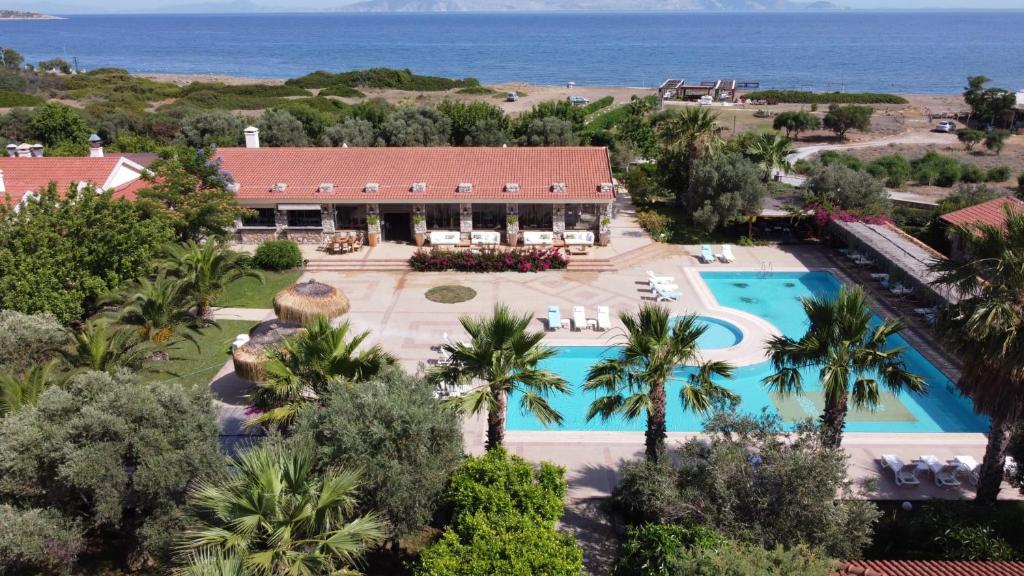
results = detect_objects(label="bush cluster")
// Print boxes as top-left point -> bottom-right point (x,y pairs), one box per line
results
253,239 -> 303,271
409,247 -> 568,272
286,67 -> 481,91
636,210 -> 673,241
416,449 -> 583,576
911,151 -> 1007,187
0,89 -> 43,107
744,90 -> 908,105
580,95 -> 614,115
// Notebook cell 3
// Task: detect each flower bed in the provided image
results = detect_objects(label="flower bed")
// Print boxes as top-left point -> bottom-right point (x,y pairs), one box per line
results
409,247 -> 568,272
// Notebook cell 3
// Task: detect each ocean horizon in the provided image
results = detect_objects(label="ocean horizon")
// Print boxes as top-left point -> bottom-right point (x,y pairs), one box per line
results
2,11 -> 1023,92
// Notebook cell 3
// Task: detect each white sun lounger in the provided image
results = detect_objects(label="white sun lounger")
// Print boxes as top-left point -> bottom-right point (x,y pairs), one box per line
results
647,270 -> 676,285
650,280 -> 680,291
880,454 -> 920,486
547,305 -> 563,331
934,463 -> 962,487
720,244 -> 735,263
597,306 -> 611,331
699,244 -> 715,264
653,284 -> 682,302
953,455 -> 979,485
572,305 -> 587,331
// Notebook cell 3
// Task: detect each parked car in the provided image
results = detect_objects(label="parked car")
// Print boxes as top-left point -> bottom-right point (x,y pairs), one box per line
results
505,91 -> 518,102
567,95 -> 589,106
934,121 -> 957,133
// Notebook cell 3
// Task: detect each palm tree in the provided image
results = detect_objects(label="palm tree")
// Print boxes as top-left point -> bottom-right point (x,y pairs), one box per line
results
246,315 -> 396,428
763,287 -> 925,449
118,272 -> 202,345
426,303 -> 569,450
62,320 -> 152,373
584,305 -> 736,461
929,205 -> 1024,502
179,443 -> 385,576
746,131 -> 795,181
0,360 -> 60,416
165,240 -> 263,319
656,107 -> 724,207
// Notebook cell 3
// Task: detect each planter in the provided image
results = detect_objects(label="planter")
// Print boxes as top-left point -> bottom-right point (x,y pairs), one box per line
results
599,232 -> 611,246
368,232 -> 379,247
415,232 -> 426,247
507,232 -> 519,247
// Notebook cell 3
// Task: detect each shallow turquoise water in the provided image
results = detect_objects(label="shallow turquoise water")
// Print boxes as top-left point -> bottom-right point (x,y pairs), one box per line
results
690,315 -> 743,350
506,271 -> 987,433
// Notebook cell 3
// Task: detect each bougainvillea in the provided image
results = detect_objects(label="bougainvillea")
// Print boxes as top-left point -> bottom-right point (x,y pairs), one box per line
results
409,247 -> 568,272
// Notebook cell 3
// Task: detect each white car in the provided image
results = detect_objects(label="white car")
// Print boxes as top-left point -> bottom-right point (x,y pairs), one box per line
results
935,121 -> 957,133
567,95 -> 589,106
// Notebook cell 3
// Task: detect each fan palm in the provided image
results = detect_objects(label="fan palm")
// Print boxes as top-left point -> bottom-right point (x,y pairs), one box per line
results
929,204 -> 1024,502
426,303 -> 569,450
763,287 -> 925,448
746,131 -> 795,181
62,320 -> 152,373
118,272 -> 202,345
164,240 -> 263,319
179,443 -> 385,576
584,305 -> 736,461
0,360 -> 61,416
656,107 -> 724,207
246,315 -> 396,428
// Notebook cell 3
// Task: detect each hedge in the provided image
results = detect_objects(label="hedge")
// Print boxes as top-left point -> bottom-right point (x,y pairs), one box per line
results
744,90 -> 908,105
409,247 -> 568,272
178,82 -> 310,98
286,67 -> 481,91
580,95 -> 614,115
0,90 -> 44,107
253,240 -> 303,271
318,84 -> 367,98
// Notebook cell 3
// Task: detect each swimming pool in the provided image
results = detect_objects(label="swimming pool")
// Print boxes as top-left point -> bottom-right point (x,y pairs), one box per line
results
689,315 -> 744,349
506,271 -> 987,433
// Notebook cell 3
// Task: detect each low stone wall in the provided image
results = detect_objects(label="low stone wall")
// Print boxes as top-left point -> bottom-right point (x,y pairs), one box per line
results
282,229 -> 324,244
235,228 -> 277,245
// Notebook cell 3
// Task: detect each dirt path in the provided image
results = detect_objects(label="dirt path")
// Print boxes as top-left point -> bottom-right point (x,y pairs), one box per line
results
789,132 -> 959,162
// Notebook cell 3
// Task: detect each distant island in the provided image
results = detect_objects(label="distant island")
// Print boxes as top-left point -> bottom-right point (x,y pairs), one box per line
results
0,10 -> 63,19
337,0 -> 841,12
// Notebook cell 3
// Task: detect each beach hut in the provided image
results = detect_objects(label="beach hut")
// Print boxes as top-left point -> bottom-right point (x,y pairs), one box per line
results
272,279 -> 350,326
231,319 -> 304,383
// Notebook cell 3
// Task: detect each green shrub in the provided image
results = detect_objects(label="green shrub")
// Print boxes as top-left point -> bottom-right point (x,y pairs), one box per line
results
178,82 -> 309,98
744,90 -> 907,105
791,158 -> 816,175
0,90 -> 43,107
868,501 -> 1024,560
866,155 -> 911,188
613,524 -> 726,576
60,68 -> 180,101
580,95 -> 614,115
819,150 -> 864,171
286,67 -> 480,91
447,448 -> 567,525
911,151 -> 964,187
636,210 -> 673,241
456,85 -> 496,95
253,239 -> 303,271
960,163 -> 985,183
667,539 -> 837,576
0,505 -> 83,575
987,165 -> 1012,182
318,84 -> 366,98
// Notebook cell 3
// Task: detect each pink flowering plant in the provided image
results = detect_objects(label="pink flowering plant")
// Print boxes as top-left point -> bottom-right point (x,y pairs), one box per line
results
409,247 -> 568,272
811,205 -> 889,227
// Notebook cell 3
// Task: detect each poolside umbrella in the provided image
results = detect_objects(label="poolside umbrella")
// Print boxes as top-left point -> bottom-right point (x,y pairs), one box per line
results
272,279 -> 350,326
231,319 -> 304,383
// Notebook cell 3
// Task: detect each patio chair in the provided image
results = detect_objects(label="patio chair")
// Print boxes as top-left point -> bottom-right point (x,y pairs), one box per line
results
572,306 -> 587,331
700,244 -> 715,264
650,279 -> 680,292
653,284 -> 682,302
914,305 -> 939,317
953,455 -> 979,485
547,305 -> 563,331
934,463 -> 962,487
880,454 -> 920,486
597,306 -> 611,331
647,271 -> 675,285
720,244 -> 735,263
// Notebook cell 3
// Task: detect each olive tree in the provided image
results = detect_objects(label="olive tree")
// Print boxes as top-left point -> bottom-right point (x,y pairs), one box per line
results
822,105 -> 873,140
517,116 -> 579,147
324,117 -> 382,147
686,153 -> 768,233
0,310 -> 66,373
804,164 -> 891,216
380,107 -> 452,146
256,108 -> 308,147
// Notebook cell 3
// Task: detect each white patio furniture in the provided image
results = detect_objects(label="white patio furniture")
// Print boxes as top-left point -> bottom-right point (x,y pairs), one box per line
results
953,455 -> 980,485
470,230 -> 501,246
547,305 -> 562,331
596,306 -> 611,331
719,244 -> 735,263
647,270 -> 675,285
934,463 -> 962,487
429,230 -> 461,246
880,454 -> 921,486
563,230 -> 595,246
523,231 -> 554,246
653,284 -> 682,302
699,244 -> 715,264
572,305 -> 587,331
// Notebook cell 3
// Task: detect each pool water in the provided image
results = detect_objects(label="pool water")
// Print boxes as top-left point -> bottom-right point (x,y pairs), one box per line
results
506,271 -> 987,433
690,315 -> 743,349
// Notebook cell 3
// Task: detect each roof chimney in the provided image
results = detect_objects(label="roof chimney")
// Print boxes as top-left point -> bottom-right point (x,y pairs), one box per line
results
244,126 -> 260,149
30,144 -> 43,158
5,144 -> 15,158
0,169 -> 5,194
16,144 -> 31,158
89,134 -> 104,158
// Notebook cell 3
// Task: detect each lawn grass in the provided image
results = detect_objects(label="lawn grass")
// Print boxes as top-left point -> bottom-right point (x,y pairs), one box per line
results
145,320 -> 258,390
216,269 -> 302,309
425,285 -> 477,303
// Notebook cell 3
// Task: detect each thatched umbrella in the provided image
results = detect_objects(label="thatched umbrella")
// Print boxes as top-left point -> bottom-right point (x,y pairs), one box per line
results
231,319 -> 304,383
273,279 -> 350,326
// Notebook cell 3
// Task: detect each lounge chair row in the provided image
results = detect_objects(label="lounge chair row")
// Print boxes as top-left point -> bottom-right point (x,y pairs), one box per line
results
698,244 -> 735,264
880,453 -> 981,488
428,230 -> 594,247
548,305 -> 610,331
648,270 -> 681,301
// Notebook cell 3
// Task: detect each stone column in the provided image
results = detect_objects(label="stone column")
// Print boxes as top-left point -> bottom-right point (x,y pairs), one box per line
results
459,203 -> 473,240
321,204 -> 335,234
505,203 -> 519,246
552,203 -> 565,238
599,201 -> 613,246
274,208 -> 288,239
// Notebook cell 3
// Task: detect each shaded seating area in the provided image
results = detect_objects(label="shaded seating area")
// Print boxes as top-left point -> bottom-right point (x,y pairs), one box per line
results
323,231 -> 364,255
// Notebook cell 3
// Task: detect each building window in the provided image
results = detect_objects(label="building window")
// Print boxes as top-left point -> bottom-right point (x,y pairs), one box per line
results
519,204 -> 553,230
335,205 -> 366,228
287,210 -> 322,228
565,204 -> 597,230
426,204 -> 460,229
472,204 -> 505,230
241,207 -> 275,228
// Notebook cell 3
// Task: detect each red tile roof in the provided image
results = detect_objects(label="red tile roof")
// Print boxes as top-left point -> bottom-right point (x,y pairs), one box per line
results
212,147 -> 614,203
838,560 -> 1024,576
0,156 -> 145,205
939,196 -> 1024,230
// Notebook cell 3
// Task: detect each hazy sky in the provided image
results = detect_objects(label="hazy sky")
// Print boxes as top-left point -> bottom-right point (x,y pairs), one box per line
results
6,0 -> 1024,12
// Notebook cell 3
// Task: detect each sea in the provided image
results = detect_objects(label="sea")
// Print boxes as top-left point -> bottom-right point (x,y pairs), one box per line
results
1,11 -> 1023,93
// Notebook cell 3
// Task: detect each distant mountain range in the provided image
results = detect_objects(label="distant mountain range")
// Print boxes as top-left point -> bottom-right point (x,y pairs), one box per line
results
336,0 -> 841,11
0,9 -> 62,18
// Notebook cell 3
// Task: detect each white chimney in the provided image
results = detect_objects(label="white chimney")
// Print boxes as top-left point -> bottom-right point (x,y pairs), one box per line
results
89,134 -> 104,158
244,126 -> 260,149
5,144 -> 15,158
0,169 -> 5,193
16,144 -> 31,158
30,144 -> 43,158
